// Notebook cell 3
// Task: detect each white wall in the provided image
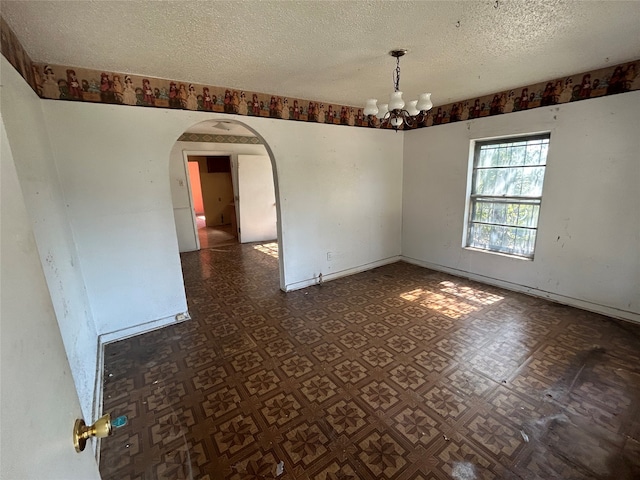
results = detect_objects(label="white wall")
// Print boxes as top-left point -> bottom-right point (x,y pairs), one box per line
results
1,115 -> 101,480
169,140 -> 270,252
0,58 -> 99,420
41,103 -> 190,336
267,120 -> 403,290
40,101 -> 403,338
403,91 -> 640,322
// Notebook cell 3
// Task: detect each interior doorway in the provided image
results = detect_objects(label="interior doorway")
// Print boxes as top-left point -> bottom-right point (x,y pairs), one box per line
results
187,155 -> 238,248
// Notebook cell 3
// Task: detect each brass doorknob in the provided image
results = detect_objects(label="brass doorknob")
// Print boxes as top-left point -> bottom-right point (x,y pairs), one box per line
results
73,413 -> 112,452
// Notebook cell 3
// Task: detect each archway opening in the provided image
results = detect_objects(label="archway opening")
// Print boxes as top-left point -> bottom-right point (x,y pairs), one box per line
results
169,118 -> 284,290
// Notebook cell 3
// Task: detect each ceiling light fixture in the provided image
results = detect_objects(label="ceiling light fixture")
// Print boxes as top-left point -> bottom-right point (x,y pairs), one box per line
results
364,49 -> 433,131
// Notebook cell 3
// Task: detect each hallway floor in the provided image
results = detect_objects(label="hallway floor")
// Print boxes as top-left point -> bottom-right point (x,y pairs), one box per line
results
196,216 -> 237,249
100,244 -> 640,479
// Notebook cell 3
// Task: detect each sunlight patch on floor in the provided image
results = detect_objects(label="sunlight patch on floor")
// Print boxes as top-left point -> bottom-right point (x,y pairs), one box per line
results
438,281 -> 504,305
400,282 -> 503,319
253,242 -> 279,259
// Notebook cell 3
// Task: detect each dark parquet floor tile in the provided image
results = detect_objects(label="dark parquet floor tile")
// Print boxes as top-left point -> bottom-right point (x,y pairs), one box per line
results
100,243 -> 640,479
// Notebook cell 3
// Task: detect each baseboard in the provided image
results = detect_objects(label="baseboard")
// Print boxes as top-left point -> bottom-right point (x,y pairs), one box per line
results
91,310 -> 191,462
401,256 -> 640,324
284,255 -> 401,292
99,311 -> 191,345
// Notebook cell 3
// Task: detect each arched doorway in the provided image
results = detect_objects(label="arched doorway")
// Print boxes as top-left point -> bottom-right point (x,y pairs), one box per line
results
169,118 -> 284,289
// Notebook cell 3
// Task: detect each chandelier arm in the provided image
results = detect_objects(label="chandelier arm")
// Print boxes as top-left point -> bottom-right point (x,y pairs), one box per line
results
382,110 -> 391,126
383,108 -> 418,132
402,110 -> 416,128
416,110 -> 429,125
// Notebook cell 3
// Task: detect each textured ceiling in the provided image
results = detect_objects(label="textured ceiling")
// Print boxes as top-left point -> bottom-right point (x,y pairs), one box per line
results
2,1 -> 639,108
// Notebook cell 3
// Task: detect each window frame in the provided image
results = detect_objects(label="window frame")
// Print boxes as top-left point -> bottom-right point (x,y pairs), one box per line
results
464,133 -> 551,259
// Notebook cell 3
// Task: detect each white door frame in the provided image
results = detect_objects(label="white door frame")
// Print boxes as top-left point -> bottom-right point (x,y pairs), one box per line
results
182,150 -> 238,249
229,155 -> 241,242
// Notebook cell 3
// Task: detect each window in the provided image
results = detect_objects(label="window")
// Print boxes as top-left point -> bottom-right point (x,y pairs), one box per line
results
465,134 -> 550,258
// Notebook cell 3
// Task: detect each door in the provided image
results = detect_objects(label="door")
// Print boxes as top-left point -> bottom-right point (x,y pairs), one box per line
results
236,154 -> 277,243
173,153 -> 200,252
0,119 -> 101,479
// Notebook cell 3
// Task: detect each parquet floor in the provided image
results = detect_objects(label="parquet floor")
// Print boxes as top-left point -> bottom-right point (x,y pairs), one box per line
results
100,242 -> 640,479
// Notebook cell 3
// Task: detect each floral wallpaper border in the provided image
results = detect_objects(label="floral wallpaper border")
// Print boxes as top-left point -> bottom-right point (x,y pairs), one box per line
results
1,17 -> 37,92
177,133 -> 262,144
2,17 -> 639,131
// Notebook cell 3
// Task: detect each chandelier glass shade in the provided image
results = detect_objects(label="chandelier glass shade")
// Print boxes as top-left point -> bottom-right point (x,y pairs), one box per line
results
364,50 -> 433,131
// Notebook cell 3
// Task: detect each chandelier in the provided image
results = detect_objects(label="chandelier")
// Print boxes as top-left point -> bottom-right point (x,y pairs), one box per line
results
364,49 -> 433,131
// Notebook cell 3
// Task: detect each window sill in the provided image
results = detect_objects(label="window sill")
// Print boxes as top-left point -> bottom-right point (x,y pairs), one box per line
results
463,246 -> 534,261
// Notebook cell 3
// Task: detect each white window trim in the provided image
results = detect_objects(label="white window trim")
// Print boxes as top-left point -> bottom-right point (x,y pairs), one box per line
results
462,132 -> 551,259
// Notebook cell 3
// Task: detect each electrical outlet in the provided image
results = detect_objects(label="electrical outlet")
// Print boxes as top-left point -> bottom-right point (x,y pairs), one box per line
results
327,252 -> 332,261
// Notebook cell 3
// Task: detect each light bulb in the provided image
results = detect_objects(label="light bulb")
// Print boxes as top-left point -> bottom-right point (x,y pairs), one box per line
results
389,91 -> 405,111
364,99 -> 378,116
376,103 -> 388,119
390,116 -> 403,127
416,93 -> 433,112
407,100 -> 419,116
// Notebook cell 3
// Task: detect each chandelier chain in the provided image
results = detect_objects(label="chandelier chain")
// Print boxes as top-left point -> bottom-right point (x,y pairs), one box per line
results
393,56 -> 401,92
